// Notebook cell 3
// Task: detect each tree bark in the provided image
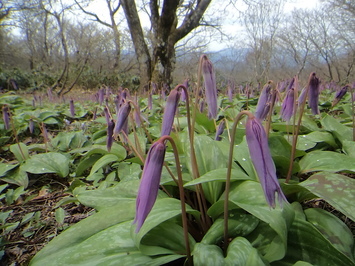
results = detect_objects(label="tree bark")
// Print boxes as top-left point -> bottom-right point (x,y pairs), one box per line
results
120,0 -> 152,88
120,0 -> 212,87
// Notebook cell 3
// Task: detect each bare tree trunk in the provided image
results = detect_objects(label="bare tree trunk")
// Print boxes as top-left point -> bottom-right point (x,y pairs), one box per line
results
120,0 -> 152,88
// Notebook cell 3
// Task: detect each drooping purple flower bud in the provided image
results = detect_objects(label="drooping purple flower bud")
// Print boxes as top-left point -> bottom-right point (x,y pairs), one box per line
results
281,88 -> 295,122
201,55 -> 218,119
308,72 -> 320,115
107,120 -> 114,152
69,99 -> 75,117
2,105 -> 10,130
161,88 -> 181,136
298,86 -> 307,105
104,107 -> 114,151
113,101 -> 131,139
134,139 -> 166,232
332,85 -> 349,107
215,120 -> 225,141
255,81 -> 273,120
245,116 -> 287,208
181,79 -> 189,101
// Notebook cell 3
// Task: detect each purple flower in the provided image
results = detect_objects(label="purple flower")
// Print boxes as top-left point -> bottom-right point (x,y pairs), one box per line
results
2,105 -> 10,130
281,88 -> 295,122
298,86 -> 307,105
308,72 -> 320,115
215,120 -> 225,141
255,81 -> 273,120
181,79 -> 189,101
113,101 -> 131,139
201,55 -> 218,119
332,85 -> 349,107
161,88 -> 181,136
104,107 -> 114,151
134,139 -> 166,232
69,99 -> 75,117
246,116 -> 287,208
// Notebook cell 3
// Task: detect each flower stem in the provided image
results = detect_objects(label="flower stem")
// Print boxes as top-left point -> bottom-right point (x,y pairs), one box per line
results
224,110 -> 253,251
160,135 -> 192,265
286,78 -> 308,183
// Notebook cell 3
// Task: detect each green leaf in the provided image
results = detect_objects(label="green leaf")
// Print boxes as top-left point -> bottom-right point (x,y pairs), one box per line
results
0,163 -> 18,177
133,198 -> 199,247
201,210 -> 259,245
77,180 -> 140,210
30,203 -> 157,266
342,140 -> 355,158
299,151 -> 355,173
233,137 -> 257,180
51,131 -> 88,151
225,237 -> 266,265
280,217 -> 355,266
299,172 -> 355,221
21,152 -> 70,177
193,243 -> 225,266
88,154 -> 119,177
140,221 -> 195,256
184,168 -> 252,187
75,154 -> 102,176
226,181 -> 294,262
185,135 -> 228,203
116,162 -> 142,181
10,143 -> 29,163
305,208 -> 354,260
321,115 -> 352,143
1,167 -> 28,188
55,208 -> 66,225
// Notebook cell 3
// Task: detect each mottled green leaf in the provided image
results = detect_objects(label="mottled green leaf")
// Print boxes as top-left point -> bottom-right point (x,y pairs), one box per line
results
226,181 -> 294,262
299,151 -> 355,173
300,172 -> 355,221
280,217 -> 354,266
305,208 -> 354,260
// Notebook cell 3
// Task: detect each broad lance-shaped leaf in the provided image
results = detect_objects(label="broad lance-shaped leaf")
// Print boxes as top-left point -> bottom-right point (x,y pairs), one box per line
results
134,139 -> 166,232
21,152 -> 69,177
245,116 -> 287,207
299,172 -> 355,221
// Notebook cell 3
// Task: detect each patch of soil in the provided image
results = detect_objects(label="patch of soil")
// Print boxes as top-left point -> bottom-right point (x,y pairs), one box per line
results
0,189 -> 93,266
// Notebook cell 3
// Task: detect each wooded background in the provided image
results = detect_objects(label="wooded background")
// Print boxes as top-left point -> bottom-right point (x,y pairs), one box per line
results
0,0 -> 354,93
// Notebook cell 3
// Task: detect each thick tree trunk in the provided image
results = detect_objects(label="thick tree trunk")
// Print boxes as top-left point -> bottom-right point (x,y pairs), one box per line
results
120,0 -> 152,89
